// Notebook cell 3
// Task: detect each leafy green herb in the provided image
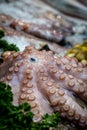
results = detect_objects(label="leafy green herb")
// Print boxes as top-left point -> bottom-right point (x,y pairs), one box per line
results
0,39 -> 20,52
0,82 -> 61,130
36,113 -> 60,130
0,30 -> 5,38
0,29 -> 20,52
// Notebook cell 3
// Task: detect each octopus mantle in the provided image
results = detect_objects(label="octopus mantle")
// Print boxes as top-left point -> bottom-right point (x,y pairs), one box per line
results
0,46 -> 87,128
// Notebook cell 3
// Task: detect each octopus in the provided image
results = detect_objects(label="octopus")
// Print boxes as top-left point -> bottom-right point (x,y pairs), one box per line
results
0,26 -> 68,55
0,14 -> 64,43
0,46 -> 87,128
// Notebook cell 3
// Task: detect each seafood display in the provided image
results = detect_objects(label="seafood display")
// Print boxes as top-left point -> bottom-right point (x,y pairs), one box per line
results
0,46 -> 87,128
0,0 -> 87,130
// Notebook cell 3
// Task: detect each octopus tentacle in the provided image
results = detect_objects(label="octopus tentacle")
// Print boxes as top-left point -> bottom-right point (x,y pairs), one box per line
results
0,62 -> 53,122
55,55 -> 87,84
37,72 -> 87,127
0,14 -> 63,43
47,64 -> 87,102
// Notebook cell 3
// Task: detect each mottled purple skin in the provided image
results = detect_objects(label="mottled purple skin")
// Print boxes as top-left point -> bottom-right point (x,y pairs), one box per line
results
0,46 -> 87,128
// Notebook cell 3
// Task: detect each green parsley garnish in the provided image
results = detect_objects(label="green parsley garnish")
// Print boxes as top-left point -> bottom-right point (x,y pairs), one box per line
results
0,30 -> 20,52
0,30 -> 5,38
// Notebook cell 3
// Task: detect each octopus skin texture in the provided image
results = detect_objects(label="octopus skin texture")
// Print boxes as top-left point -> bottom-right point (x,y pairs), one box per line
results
0,13 -> 73,45
0,46 -> 87,128
0,14 -> 64,43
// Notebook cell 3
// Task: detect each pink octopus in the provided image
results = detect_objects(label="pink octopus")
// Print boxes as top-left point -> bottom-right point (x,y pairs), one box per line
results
0,46 -> 87,128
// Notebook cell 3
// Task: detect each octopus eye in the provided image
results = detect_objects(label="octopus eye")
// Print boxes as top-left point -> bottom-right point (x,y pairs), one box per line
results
29,57 -> 38,63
